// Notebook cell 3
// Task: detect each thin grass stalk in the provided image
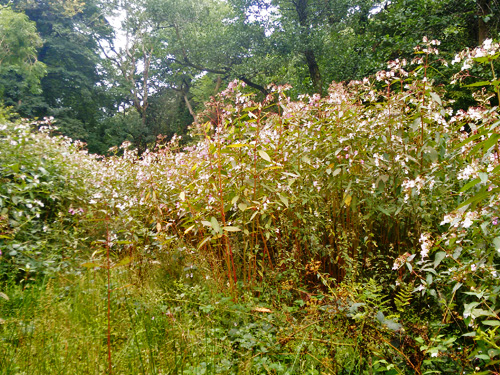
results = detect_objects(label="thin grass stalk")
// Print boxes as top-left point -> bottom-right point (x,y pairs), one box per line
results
105,214 -> 112,374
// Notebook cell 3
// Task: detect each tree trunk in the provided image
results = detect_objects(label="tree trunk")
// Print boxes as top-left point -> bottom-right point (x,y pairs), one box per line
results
294,0 -> 323,95
183,93 -> 197,124
304,48 -> 323,95
477,0 -> 491,44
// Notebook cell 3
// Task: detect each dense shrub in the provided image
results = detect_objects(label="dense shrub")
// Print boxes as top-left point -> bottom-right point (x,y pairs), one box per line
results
0,118 -> 92,279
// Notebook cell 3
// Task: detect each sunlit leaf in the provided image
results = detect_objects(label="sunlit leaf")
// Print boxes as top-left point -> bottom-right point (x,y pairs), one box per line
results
459,178 -> 481,193
210,217 -> 221,233
429,92 -> 442,106
483,320 -> 500,326
228,143 -> 249,148
184,224 -> 196,234
197,236 -> 212,250
278,194 -> 289,208
464,80 -> 492,87
112,256 -> 133,268
258,149 -> 271,162
81,262 -> 101,268
251,307 -> 272,313
222,226 -> 241,232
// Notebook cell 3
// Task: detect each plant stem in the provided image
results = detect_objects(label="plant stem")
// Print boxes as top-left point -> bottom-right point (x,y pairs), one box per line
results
106,215 -> 112,374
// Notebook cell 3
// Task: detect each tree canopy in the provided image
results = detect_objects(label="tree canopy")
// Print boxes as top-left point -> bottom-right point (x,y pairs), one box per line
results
0,0 -> 499,152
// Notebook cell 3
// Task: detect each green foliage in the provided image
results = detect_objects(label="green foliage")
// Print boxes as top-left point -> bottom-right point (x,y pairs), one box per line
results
2,39 -> 500,373
0,0 -> 114,149
0,6 -> 46,95
395,282 -> 413,312
0,119 -> 92,280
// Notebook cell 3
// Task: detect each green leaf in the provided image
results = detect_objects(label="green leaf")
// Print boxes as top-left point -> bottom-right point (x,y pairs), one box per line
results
493,236 -> 500,251
464,80 -> 493,87
472,308 -> 495,317
411,117 -> 421,131
479,172 -> 489,183
210,217 -> 221,233
406,262 -> 412,272
197,236 -> 212,250
378,206 -> 391,216
459,178 -> 481,193
454,132 -> 483,149
278,194 -> 289,208
470,133 -> 500,155
222,226 -> 241,232
483,320 -> 500,326
462,332 -> 476,337
452,282 -> 462,294
258,150 -> 271,162
384,318 -> 403,332
473,52 -> 500,63
481,133 -> 500,153
475,354 -> 490,360
81,262 -> 100,268
458,190 -> 490,208
433,251 -> 446,268
425,146 -> 438,162
429,92 -> 442,106
238,203 -> 248,211
112,256 -> 133,268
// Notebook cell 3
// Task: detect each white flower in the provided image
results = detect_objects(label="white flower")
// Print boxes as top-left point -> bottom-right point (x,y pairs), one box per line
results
419,233 -> 432,260
462,212 -> 477,228
462,217 -> 473,228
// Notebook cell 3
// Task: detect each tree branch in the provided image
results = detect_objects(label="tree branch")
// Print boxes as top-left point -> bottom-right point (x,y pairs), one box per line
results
238,76 -> 269,96
166,56 -> 230,75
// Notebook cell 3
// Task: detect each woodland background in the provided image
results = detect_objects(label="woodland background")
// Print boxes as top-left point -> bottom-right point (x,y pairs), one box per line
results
1,0 -> 500,374
0,0 -> 498,153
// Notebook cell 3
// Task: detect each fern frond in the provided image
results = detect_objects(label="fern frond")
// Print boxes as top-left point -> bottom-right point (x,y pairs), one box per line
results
395,282 -> 413,312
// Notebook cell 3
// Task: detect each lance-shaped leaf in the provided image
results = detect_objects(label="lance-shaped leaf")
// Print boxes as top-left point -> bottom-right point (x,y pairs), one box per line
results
258,150 -> 271,162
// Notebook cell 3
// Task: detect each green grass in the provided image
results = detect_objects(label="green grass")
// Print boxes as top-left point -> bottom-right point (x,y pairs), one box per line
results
0,267 -> 221,374
0,257 -> 405,374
